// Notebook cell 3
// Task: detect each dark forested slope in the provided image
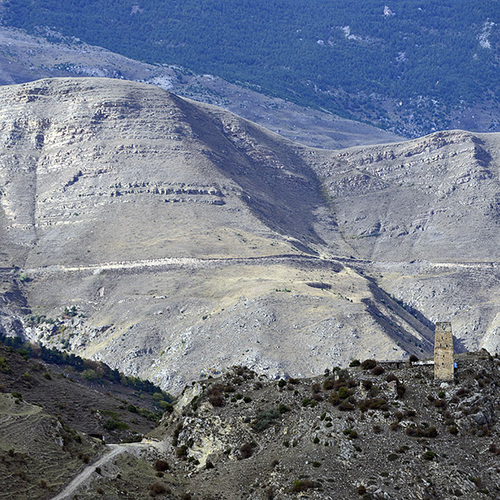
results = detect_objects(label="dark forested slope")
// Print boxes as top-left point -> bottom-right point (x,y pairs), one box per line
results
2,0 -> 499,136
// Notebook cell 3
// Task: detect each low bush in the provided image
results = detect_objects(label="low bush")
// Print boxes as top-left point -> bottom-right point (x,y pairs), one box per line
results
359,398 -> 389,412
206,384 -> 225,407
154,459 -> 170,472
406,425 -> 438,438
339,401 -> 355,411
149,482 -> 168,496
290,479 -> 319,493
253,409 -> 280,432
311,383 -> 322,393
323,378 -> 334,390
361,359 -> 377,370
239,443 -> 254,459
362,379 -> 373,390
396,384 -> 406,398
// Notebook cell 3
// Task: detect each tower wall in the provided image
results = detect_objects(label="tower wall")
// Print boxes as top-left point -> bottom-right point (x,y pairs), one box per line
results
434,322 -> 454,380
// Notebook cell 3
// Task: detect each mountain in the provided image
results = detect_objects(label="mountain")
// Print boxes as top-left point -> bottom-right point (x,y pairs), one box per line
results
0,77 -> 498,393
315,130 -> 500,356
1,1 -> 499,137
0,25 -> 402,150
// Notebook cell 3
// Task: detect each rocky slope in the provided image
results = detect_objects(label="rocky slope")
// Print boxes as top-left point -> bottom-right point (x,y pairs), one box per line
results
312,130 -> 500,355
0,77 -> 498,392
9,353 -> 497,500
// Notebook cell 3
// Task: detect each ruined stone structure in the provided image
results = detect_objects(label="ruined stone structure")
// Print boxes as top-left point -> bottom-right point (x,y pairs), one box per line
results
434,322 -> 454,380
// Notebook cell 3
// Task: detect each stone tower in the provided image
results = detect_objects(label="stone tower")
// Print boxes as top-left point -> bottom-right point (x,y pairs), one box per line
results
434,322 -> 454,380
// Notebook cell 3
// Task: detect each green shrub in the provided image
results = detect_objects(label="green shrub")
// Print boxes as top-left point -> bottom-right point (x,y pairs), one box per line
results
154,459 -> 170,472
323,378 -> 334,390
103,419 -> 118,431
253,409 -> 280,432
19,272 -> 29,283
278,403 -> 290,414
361,359 -> 377,370
338,386 -> 353,399
371,365 -> 385,376
343,429 -> 358,439
423,450 -> 436,460
290,479 -> 318,493
0,356 -> 10,373
82,369 -> 99,381
330,392 -> 341,405
349,359 -> 361,367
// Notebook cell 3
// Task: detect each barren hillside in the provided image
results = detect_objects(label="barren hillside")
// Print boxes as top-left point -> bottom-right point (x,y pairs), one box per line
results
0,78 -> 498,393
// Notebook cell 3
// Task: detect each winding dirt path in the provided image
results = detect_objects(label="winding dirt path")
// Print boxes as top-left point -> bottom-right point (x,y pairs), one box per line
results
25,253 -> 342,276
50,441 -> 159,500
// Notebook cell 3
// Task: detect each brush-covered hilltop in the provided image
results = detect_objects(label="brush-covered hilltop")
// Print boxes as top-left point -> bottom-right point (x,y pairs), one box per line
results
0,77 -> 499,393
1,345 -> 499,499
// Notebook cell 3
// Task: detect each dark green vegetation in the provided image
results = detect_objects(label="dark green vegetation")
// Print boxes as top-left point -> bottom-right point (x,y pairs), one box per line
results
1,350 -> 500,498
0,335 -> 172,442
0,331 -> 173,405
2,1 -> 499,135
